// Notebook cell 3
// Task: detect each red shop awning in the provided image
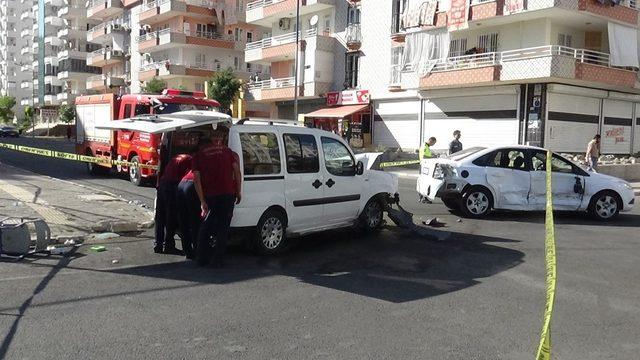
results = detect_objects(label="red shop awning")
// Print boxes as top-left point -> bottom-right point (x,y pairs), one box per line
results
304,104 -> 369,119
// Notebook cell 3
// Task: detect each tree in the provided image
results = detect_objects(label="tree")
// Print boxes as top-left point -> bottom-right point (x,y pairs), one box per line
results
207,68 -> 242,113
58,104 -> 76,124
142,77 -> 167,94
20,106 -> 34,131
0,96 -> 16,124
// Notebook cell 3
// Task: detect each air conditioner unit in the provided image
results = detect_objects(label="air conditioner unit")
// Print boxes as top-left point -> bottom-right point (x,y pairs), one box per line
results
112,24 -> 120,30
279,18 -> 291,30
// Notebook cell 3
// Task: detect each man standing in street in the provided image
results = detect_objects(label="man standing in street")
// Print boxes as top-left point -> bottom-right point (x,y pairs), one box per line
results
155,153 -> 192,255
419,137 -> 437,160
586,134 -> 601,171
449,130 -> 463,155
193,128 -> 242,268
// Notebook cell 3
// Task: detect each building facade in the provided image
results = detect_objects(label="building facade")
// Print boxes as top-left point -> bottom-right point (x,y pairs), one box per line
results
0,0 -> 35,121
368,0 -> 640,155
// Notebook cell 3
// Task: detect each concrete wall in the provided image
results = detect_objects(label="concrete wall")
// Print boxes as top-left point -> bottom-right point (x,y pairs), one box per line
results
598,164 -> 640,181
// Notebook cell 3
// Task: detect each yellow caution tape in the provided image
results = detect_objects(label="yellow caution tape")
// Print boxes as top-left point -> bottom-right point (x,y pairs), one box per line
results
536,150 -> 557,360
0,142 -> 158,170
379,159 -> 421,168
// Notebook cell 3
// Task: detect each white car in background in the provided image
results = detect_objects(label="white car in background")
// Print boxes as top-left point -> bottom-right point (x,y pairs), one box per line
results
417,146 -> 635,221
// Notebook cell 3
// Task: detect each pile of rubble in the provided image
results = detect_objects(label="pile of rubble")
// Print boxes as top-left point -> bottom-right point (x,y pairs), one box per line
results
562,154 -> 638,165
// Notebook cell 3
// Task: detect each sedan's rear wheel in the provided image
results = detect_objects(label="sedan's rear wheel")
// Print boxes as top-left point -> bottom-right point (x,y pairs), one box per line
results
460,187 -> 492,218
589,191 -> 621,221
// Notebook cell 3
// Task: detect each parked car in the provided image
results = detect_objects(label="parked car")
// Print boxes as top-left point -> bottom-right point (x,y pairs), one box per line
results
0,125 -> 19,137
417,145 -> 635,221
100,112 -> 400,254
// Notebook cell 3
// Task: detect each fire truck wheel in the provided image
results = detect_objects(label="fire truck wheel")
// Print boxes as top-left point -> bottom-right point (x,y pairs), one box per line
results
129,155 -> 143,186
86,150 -> 104,175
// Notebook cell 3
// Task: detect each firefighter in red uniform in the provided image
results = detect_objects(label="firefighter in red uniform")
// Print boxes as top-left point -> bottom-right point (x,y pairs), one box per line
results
192,128 -> 242,267
154,153 -> 192,254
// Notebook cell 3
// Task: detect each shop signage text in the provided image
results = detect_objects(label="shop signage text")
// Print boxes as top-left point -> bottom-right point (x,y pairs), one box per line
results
326,90 -> 370,106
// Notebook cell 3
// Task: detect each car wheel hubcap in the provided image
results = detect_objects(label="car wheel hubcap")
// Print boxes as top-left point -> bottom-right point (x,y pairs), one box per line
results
466,192 -> 489,215
366,202 -> 382,228
130,163 -> 139,181
261,217 -> 283,250
595,195 -> 617,219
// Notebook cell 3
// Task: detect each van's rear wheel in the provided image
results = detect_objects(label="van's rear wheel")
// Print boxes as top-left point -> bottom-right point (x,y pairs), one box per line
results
129,155 -> 143,186
254,210 -> 287,255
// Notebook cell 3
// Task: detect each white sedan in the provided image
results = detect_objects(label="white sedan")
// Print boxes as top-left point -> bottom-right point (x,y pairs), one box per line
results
416,145 -> 635,221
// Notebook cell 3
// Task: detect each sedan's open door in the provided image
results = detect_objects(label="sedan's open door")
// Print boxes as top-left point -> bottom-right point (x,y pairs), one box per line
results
95,110 -> 232,134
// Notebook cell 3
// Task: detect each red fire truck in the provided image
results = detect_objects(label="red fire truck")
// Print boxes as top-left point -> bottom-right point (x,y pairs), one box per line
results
75,89 -> 220,186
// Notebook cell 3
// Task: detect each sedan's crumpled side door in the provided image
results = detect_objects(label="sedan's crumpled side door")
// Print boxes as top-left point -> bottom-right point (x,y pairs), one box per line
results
484,149 -> 531,210
529,151 -> 585,211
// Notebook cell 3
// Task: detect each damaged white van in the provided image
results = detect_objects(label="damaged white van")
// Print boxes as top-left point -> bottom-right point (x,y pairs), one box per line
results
100,111 -> 399,254
417,145 -> 635,221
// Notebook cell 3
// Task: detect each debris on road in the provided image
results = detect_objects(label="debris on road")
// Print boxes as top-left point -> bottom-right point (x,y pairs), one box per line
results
90,245 -> 107,252
87,232 -> 120,241
387,204 -> 450,242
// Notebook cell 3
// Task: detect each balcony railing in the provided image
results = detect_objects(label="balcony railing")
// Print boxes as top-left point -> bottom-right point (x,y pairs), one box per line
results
246,0 -> 284,11
248,76 -> 295,90
345,23 -> 362,45
245,29 -> 318,50
139,60 -> 225,72
136,28 -> 231,43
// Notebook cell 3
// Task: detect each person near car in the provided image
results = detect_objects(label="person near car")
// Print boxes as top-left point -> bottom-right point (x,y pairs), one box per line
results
193,128 -> 242,268
175,138 -> 210,260
154,153 -> 192,255
449,130 -> 463,155
419,137 -> 437,160
586,134 -> 601,171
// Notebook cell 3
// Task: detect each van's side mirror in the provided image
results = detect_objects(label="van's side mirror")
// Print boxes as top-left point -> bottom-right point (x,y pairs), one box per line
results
356,161 -> 364,176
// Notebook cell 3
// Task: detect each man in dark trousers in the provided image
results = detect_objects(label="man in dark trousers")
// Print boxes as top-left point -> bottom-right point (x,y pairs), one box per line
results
193,128 -> 242,267
176,138 -> 210,259
154,153 -> 192,255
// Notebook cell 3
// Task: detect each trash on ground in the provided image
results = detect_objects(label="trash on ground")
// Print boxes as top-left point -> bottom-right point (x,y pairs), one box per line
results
387,204 -> 449,242
46,245 -> 74,255
90,245 -> 107,252
422,218 -> 445,227
88,232 -> 120,241
112,259 -> 119,264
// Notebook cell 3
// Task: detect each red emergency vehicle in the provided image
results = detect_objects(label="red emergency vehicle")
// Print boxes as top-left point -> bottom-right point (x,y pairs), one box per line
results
75,89 -> 220,186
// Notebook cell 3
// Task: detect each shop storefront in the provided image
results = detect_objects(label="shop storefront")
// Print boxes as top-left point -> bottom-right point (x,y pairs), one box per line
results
304,90 -> 372,149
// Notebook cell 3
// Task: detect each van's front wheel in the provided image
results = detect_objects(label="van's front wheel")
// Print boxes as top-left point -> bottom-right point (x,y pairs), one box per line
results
254,210 -> 287,255
360,197 -> 384,232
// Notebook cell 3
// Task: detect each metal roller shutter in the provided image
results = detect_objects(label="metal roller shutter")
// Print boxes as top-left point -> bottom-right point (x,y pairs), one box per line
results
373,100 -> 421,150
635,104 -> 640,154
545,93 -> 601,153
423,94 -> 519,151
601,99 -> 633,154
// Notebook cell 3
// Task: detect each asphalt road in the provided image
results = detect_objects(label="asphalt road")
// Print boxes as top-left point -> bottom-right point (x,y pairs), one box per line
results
1,137 -> 640,359
0,136 -> 156,207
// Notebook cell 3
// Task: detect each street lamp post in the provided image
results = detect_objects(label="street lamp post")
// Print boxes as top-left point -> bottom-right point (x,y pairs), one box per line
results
293,0 -> 300,122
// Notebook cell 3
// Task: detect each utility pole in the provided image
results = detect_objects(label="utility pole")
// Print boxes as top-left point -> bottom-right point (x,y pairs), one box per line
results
293,0 -> 300,121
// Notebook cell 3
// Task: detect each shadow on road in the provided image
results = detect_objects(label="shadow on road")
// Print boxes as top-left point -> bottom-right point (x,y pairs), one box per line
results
471,210 -> 640,227
42,227 -> 524,304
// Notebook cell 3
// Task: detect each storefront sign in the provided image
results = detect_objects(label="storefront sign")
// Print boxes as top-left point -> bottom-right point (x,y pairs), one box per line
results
326,90 -> 370,106
505,0 -> 524,14
448,0 -> 469,31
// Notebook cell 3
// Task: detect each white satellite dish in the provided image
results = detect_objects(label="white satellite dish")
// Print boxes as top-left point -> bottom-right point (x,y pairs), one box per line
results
309,15 -> 319,27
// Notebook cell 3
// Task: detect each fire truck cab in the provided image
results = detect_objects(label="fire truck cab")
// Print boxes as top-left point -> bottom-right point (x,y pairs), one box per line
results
75,89 -> 220,185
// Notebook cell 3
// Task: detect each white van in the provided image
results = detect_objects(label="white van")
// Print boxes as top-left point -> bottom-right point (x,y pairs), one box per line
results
101,111 -> 399,254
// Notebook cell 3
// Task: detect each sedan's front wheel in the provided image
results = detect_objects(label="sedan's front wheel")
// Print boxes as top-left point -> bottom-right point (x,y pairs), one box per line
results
589,191 -> 621,221
460,187 -> 492,218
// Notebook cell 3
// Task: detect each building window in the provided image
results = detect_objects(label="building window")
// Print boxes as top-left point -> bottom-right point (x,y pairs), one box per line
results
449,38 -> 467,57
236,0 -> 243,12
246,32 -> 252,43
195,82 -> 204,92
478,33 -> 498,53
347,5 -> 361,25
234,57 -> 239,70
344,53 -> 359,89
195,53 -> 206,68
246,63 -> 252,72
558,34 -> 572,48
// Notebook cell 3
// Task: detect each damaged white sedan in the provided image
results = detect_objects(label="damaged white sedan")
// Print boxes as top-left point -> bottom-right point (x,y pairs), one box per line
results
416,146 -> 635,221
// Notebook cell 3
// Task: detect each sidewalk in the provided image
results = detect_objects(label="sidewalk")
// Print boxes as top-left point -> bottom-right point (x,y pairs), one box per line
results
0,162 -> 154,239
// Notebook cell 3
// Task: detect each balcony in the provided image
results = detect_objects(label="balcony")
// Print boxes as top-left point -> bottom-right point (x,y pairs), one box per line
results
138,0 -> 216,25
138,61 -> 218,81
246,0 -> 335,26
415,45 -> 638,90
20,46 -> 31,56
578,0 -> 638,25
44,0 -> 64,6
87,22 -> 129,44
44,16 -> 64,28
58,5 -> 84,18
86,48 -> 125,67
245,29 -> 317,64
20,64 -> 31,72
20,10 -> 32,20
20,98 -> 31,106
58,49 -> 88,60
20,81 -> 30,89
58,27 -> 86,39
345,23 -> 361,51
45,36 -> 63,47
57,91 -> 80,104
43,95 -> 61,106
137,28 -> 234,53
86,74 -> 126,91
87,0 -> 124,20
247,77 -> 298,101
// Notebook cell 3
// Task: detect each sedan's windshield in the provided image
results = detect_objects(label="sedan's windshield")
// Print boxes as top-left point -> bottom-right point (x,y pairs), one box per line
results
445,146 -> 487,161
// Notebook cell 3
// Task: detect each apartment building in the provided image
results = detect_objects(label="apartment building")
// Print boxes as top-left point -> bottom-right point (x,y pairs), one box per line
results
0,0 -> 34,121
366,0 -> 640,155
128,0 -> 266,103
